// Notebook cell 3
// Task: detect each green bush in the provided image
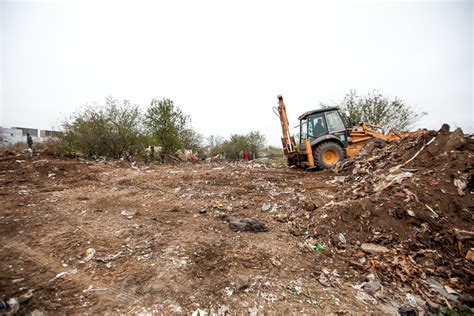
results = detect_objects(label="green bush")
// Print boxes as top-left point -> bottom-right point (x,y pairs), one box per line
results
145,98 -> 202,158
209,131 -> 266,160
60,96 -> 146,158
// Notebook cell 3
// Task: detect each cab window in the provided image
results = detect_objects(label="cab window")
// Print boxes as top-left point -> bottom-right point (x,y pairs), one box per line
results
325,111 -> 345,132
308,113 -> 328,138
300,119 -> 307,143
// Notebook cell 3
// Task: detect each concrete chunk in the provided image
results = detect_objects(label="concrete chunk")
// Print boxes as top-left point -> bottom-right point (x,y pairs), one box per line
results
361,243 -> 389,254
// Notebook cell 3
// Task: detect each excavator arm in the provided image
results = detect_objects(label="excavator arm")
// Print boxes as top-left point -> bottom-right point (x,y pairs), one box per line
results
274,95 -> 314,167
276,95 -> 296,156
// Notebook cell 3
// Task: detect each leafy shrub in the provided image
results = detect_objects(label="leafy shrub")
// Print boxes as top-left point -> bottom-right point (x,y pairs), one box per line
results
60,96 -> 146,158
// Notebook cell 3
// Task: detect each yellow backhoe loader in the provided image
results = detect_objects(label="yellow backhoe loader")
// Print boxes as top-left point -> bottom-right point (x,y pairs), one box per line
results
274,94 -> 425,169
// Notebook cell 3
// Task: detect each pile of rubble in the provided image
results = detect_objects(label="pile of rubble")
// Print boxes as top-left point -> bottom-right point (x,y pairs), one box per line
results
289,124 -> 474,310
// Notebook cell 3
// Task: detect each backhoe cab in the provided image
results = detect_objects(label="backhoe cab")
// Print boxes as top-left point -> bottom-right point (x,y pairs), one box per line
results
275,94 -> 425,170
297,107 -> 349,169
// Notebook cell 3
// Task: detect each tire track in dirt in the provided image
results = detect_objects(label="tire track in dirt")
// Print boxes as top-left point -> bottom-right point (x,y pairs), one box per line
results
5,240 -> 144,309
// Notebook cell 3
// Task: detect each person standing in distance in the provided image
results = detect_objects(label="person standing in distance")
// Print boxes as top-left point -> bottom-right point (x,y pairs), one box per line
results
26,133 -> 33,149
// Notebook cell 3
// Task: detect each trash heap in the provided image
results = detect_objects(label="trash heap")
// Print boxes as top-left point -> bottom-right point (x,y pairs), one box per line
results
292,124 -> 474,309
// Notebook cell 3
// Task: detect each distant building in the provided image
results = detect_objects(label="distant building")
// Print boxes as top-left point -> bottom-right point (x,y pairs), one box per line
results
11,127 -> 39,137
1,127 -> 24,146
40,129 -> 62,138
1,127 -> 60,146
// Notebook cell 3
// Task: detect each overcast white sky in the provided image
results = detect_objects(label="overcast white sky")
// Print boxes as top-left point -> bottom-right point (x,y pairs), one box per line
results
1,0 -> 473,145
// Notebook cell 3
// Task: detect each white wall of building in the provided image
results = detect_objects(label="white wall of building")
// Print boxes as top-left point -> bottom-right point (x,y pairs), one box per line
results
1,127 -> 40,146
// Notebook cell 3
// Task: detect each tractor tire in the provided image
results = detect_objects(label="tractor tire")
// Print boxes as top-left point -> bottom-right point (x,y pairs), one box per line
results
314,142 -> 345,170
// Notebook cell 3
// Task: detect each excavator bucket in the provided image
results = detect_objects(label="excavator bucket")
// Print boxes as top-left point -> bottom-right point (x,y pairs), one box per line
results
346,124 -> 429,157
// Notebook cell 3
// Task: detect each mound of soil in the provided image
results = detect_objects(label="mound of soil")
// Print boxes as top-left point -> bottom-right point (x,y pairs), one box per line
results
290,124 -> 474,306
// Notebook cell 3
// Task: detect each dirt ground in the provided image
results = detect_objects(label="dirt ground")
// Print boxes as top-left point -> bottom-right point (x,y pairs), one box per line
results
0,156 -> 395,315
1,126 -> 473,315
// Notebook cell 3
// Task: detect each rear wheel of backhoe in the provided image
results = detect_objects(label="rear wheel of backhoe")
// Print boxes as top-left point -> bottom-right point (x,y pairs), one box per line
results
314,142 -> 344,169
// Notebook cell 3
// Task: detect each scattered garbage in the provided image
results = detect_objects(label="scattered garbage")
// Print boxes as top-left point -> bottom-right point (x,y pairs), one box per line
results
318,273 -> 330,287
191,308 -> 208,316
425,204 -> 439,219
361,281 -> 381,295
219,213 -> 269,232
338,233 -> 347,246
6,298 -> 20,314
425,277 -> 459,302
314,244 -> 325,251
365,272 -> 378,283
0,289 -> 34,314
332,176 -> 346,184
83,285 -> 108,293
453,176 -> 467,196
248,307 -> 258,316
360,243 -> 388,254
12,278 -> 24,284
444,285 -> 458,295
137,252 -> 155,261
261,202 -> 272,212
373,171 -> 413,192
95,251 -> 124,263
405,293 -> 417,306
80,247 -> 96,263
217,305 -> 229,315
466,248 -> 474,262
120,210 -> 136,219
259,292 -> 278,303
355,290 -> 377,304
270,257 -> 282,266
52,268 -> 78,281
291,286 -> 302,294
